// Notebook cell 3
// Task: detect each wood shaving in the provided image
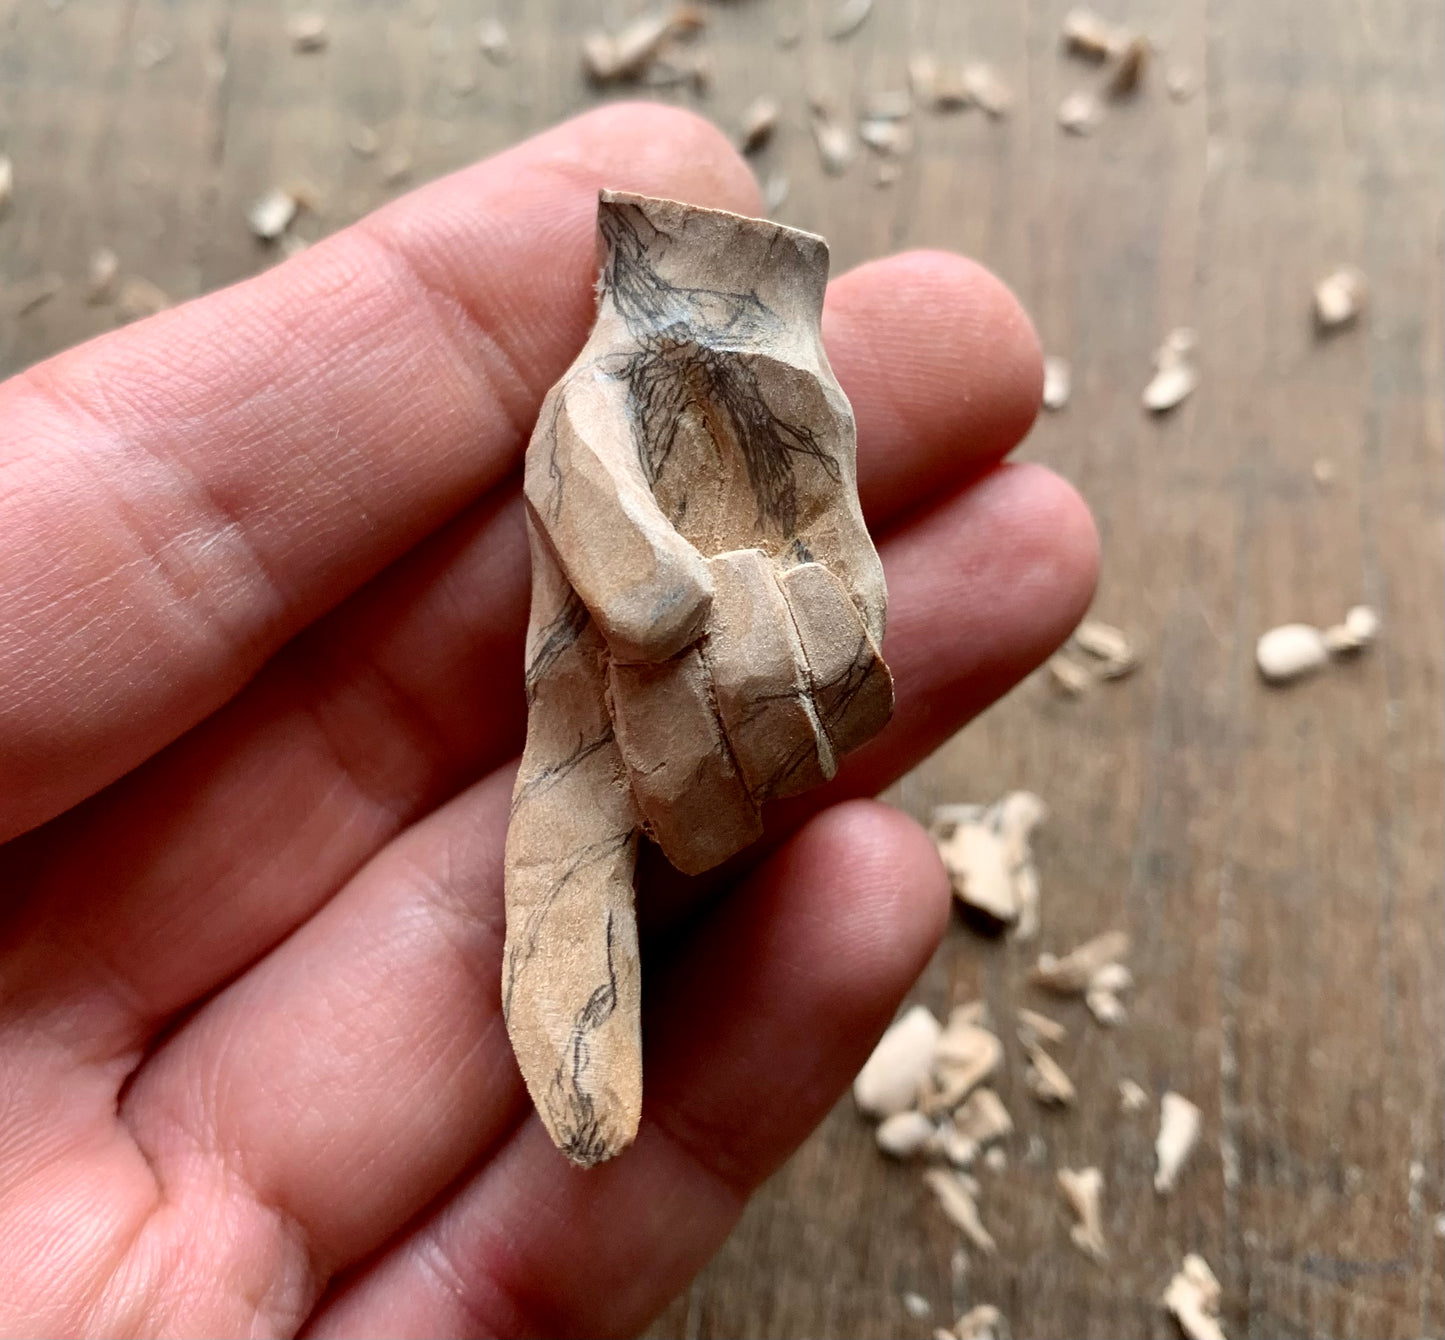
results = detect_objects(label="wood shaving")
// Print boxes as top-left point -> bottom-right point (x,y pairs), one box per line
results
380,150 -> 413,185
1323,604 -> 1380,655
947,999 -> 990,1030
1105,35 -> 1150,98
952,1087 -> 1013,1147
477,18 -> 514,65
902,1291 -> 933,1320
581,6 -> 704,83
1017,1007 -> 1067,1047
763,170 -> 790,213
934,821 -> 1017,923
737,95 -> 780,154
876,1109 -> 939,1158
924,1024 -> 1004,1115
863,89 -> 913,120
826,0 -> 873,41
1073,618 -> 1137,678
1166,65 -> 1200,101
85,246 -> 119,304
1047,653 -> 1093,697
246,188 -> 299,241
1155,1090 -> 1202,1193
1085,961 -> 1133,1026
1042,354 -> 1072,408
931,792 -> 1045,931
982,1145 -> 1007,1173
286,11 -> 328,53
936,1120 -> 979,1169
1314,266 -> 1367,329
1032,930 -> 1130,994
1143,359 -> 1198,412
1119,1078 -> 1149,1112
961,62 -> 1013,117
924,1169 -> 996,1253
1023,1040 -> 1076,1106
859,117 -> 913,156
348,123 -> 380,158
809,99 -> 856,175
1057,90 -> 1103,135
1057,1166 -> 1109,1263
0,153 -> 12,216
1312,457 -> 1336,487
1162,1253 -> 1226,1340
907,53 -> 939,107
1061,8 -> 1125,60
951,1304 -> 1005,1340
116,276 -> 170,322
6,271 -> 63,316
1256,623 -> 1328,684
854,1004 -> 941,1117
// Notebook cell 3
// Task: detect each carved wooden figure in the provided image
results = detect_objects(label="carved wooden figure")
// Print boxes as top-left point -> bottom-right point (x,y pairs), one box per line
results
503,191 -> 893,1165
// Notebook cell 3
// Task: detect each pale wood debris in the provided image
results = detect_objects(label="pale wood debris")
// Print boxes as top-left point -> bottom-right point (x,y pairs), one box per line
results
876,1109 -> 939,1158
348,123 -> 380,158
737,95 -> 780,154
6,271 -> 63,316
934,822 -> 1016,922
762,170 -> 790,213
1033,930 -> 1130,994
931,792 -> 1045,932
1061,7 -> 1126,60
1047,653 -> 1093,697
1073,617 -> 1138,678
947,999 -> 990,1030
855,1005 -> 942,1117
246,188 -> 299,242
1162,1253 -> 1226,1340
1314,265 -> 1367,330
1322,604 -> 1380,655
952,1087 -> 1013,1147
907,53 -> 940,107
1042,354 -> 1072,408
809,98 -> 856,174
0,154 -> 13,216
1023,1039 -> 1077,1106
902,1291 -> 933,1320
581,6 -> 704,83
1017,1007 -> 1067,1047
1143,327 -> 1200,411
286,11 -> 328,53
1312,457 -> 1336,487
924,1169 -> 996,1253
477,18 -> 514,65
1155,1090 -> 1203,1193
1119,1077 -> 1149,1112
924,1023 -> 1004,1115
961,62 -> 1013,117
380,150 -> 413,185
1105,35 -> 1151,98
116,276 -> 170,322
826,0 -> 873,41
936,1120 -> 979,1169
1085,960 -> 1133,1026
859,117 -> 914,156
1256,623 -> 1328,683
1058,89 -> 1103,135
982,1145 -> 1007,1173
85,246 -> 119,304
1057,1166 -> 1109,1262
951,1304 -> 1005,1340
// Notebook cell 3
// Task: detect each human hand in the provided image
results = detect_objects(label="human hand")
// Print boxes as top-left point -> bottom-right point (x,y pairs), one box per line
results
0,105 -> 1097,1336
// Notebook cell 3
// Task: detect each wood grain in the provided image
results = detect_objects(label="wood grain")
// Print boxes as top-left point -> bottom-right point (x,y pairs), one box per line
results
1,1 -> 1439,1336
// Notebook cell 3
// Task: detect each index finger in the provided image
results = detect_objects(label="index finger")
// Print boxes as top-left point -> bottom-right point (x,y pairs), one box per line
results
0,103 -> 760,842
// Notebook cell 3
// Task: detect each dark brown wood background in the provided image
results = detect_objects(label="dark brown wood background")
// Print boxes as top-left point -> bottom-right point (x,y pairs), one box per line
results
2,1 -> 1441,1336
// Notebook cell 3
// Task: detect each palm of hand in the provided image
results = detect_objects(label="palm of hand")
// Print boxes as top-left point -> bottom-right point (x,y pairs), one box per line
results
0,106 -> 1094,1338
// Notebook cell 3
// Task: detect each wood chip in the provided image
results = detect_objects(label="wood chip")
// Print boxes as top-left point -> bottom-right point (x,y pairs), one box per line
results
854,1004 -> 941,1117
1017,1007 -> 1067,1047
85,246 -> 119,304
924,1169 -> 996,1253
477,17 -> 514,64
1042,354 -> 1072,408
1032,931 -> 1130,994
934,821 -> 1017,923
737,95 -> 780,153
1155,1090 -> 1202,1193
1143,359 -> 1198,412
1325,604 -> 1380,654
1023,1040 -> 1076,1106
1073,618 -> 1138,678
902,1291 -> 933,1320
826,0 -> 872,41
582,5 -> 704,83
961,62 -> 1012,117
0,154 -> 13,216
907,53 -> 939,106
1118,1078 -> 1149,1112
859,117 -> 913,156
936,1120 -> 979,1169
876,1109 -> 939,1158
763,170 -> 790,213
809,99 -> 856,174
924,1024 -> 1004,1115
982,1145 -> 1007,1173
1057,1166 -> 1109,1263
1085,961 -> 1133,1026
380,149 -> 413,185
1162,1253 -> 1226,1340
1047,653 -> 1093,696
1312,457 -> 1336,487
947,999 -> 990,1030
1256,623 -> 1328,684
6,271 -> 63,316
952,1304 -> 1005,1340
286,11 -> 328,53
1105,34 -> 1150,98
1061,7 -> 1124,60
1057,90 -> 1103,135
1314,265 -> 1367,329
116,276 -> 170,322
952,1087 -> 1013,1147
246,187 -> 299,241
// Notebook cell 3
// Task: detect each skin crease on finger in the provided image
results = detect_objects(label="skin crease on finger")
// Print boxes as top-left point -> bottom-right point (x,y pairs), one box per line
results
0,106 -> 1100,1336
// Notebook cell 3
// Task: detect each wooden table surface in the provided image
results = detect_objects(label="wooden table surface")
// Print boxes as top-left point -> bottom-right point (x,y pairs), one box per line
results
2,1 -> 1441,1336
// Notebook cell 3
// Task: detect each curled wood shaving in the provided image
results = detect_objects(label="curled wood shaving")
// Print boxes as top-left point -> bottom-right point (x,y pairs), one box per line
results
1061,7 -> 1125,60
477,18 -> 514,65
1023,1039 -> 1076,1106
1314,266 -> 1367,329
246,188 -> 298,241
1155,1090 -> 1202,1193
286,11 -> 328,53
952,1087 -> 1013,1147
854,1004 -> 941,1117
1047,653 -> 1093,697
1017,1007 -> 1066,1047
1143,359 -> 1198,412
809,98 -> 856,175
1057,89 -> 1102,135
1032,931 -> 1130,994
581,5 -> 704,83
1057,1166 -> 1108,1262
859,117 -> 914,156
923,1024 -> 1004,1115
947,999 -> 990,1031
936,1120 -> 979,1169
961,62 -> 1012,117
0,155 -> 12,215
737,95 -> 780,153
1118,1078 -> 1149,1112
1072,618 -> 1136,675
85,246 -> 119,304
876,1109 -> 938,1158
826,0 -> 873,41
924,1169 -> 996,1253
1085,961 -> 1133,1026
1163,1253 -> 1226,1340
1105,35 -> 1150,98
1256,623 -> 1328,684
951,1304 -> 1005,1340
1042,354 -> 1072,408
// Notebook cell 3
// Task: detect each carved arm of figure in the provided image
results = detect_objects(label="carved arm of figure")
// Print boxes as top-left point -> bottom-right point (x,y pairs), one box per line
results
503,191 -> 893,1166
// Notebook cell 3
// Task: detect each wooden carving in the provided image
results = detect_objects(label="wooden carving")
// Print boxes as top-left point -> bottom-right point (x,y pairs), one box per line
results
503,190 -> 893,1165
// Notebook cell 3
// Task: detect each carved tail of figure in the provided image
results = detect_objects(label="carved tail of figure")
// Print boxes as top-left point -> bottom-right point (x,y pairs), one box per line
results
502,531 -> 644,1166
